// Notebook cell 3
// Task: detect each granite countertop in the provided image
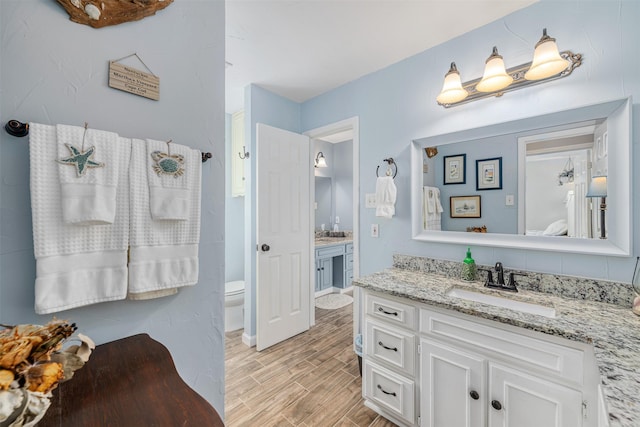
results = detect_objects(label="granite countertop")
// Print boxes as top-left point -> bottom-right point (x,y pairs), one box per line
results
354,267 -> 640,427
314,237 -> 353,247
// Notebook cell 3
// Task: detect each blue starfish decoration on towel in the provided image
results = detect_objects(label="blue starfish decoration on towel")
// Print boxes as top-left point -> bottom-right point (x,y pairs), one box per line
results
57,143 -> 104,177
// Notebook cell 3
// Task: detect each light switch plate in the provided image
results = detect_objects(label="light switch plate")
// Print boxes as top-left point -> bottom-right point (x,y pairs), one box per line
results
506,195 -> 515,206
365,193 -> 377,208
371,224 -> 379,238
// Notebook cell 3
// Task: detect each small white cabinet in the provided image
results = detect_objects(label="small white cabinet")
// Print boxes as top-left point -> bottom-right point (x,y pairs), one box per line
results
361,290 -> 599,427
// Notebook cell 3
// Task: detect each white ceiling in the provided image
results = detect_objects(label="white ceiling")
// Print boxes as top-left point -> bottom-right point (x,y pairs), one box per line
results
225,0 -> 538,114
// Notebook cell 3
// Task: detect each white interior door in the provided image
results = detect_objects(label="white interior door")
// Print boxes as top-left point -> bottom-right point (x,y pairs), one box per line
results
256,123 -> 311,351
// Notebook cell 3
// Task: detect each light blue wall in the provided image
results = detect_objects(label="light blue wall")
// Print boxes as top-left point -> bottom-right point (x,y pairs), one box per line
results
0,0 -> 225,413
334,140 -> 354,231
301,0 -> 640,281
436,134 -> 518,234
244,84 -> 301,336
225,113 -> 245,282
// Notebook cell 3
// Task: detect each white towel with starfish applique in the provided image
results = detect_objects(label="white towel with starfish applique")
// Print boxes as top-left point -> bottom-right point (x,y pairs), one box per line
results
128,139 -> 201,300
146,139 -> 191,221
56,124 -> 124,225
30,123 -> 130,314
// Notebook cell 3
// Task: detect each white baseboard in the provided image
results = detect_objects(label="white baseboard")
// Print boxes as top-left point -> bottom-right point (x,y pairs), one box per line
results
242,332 -> 256,347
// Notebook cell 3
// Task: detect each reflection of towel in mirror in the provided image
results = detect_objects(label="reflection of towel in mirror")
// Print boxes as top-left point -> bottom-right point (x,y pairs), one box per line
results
375,176 -> 397,218
423,186 -> 443,230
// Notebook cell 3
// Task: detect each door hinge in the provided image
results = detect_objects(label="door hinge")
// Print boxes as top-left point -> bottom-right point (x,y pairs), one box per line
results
582,400 -> 588,419
417,415 -> 421,426
417,344 -> 421,354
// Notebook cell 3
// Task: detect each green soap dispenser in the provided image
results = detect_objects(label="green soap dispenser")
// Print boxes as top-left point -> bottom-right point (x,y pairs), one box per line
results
461,247 -> 477,281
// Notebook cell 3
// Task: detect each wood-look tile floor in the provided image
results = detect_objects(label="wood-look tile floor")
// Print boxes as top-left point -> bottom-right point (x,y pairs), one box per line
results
225,302 -> 398,426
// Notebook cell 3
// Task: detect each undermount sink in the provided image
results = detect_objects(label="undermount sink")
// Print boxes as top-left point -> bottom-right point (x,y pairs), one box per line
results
446,288 -> 557,318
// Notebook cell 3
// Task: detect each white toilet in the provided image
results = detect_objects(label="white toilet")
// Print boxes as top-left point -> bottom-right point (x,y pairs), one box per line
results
225,280 -> 245,332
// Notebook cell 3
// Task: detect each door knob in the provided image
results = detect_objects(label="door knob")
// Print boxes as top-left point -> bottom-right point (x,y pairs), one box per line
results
491,400 -> 502,411
469,390 -> 479,400
261,244 -> 270,252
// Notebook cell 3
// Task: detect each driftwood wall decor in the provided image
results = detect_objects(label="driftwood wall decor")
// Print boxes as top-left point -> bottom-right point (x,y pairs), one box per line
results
56,0 -> 174,29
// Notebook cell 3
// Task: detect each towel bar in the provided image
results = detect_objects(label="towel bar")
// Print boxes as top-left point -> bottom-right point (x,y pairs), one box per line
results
4,119 -> 213,163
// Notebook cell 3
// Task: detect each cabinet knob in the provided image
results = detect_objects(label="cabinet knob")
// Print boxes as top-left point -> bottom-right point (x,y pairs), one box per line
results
261,244 -> 270,252
491,400 -> 502,411
469,390 -> 479,400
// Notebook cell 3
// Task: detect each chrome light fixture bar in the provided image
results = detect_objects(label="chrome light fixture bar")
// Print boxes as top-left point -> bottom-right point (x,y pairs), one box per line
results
437,29 -> 583,108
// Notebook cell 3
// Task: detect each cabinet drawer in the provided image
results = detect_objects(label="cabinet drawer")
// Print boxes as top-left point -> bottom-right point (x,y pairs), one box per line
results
366,292 -> 417,331
363,360 -> 415,424
346,243 -> 353,254
345,253 -> 354,269
420,307 -> 584,385
315,245 -> 345,259
365,319 -> 416,376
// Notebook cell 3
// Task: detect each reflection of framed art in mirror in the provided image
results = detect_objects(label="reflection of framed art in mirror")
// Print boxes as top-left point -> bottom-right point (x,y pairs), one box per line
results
444,154 -> 466,185
450,195 -> 481,218
476,157 -> 502,190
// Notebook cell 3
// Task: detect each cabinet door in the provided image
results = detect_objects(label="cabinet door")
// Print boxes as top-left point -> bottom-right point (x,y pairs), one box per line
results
318,258 -> 333,290
488,363 -> 583,427
420,339 -> 485,427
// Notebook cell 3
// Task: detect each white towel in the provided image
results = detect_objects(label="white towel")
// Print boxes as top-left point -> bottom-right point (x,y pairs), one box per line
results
423,186 -> 443,230
128,139 -> 201,300
146,138 -> 191,221
30,123 -> 130,314
56,124 -> 123,225
375,176 -> 397,219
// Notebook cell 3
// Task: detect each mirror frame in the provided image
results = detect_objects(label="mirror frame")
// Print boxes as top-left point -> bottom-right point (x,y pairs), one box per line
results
411,97 -> 632,256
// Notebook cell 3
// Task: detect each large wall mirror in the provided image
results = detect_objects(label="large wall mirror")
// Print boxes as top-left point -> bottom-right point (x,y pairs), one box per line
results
410,97 -> 631,256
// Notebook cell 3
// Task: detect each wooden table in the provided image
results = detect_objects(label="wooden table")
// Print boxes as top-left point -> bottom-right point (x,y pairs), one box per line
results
38,333 -> 224,426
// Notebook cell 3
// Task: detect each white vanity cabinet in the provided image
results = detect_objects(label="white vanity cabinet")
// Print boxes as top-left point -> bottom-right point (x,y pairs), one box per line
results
362,291 -> 418,426
420,339 -> 583,427
361,290 -> 600,427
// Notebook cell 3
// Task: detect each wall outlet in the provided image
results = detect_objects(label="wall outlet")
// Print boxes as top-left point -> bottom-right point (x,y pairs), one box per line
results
371,224 -> 379,238
365,193 -> 377,208
505,194 -> 515,206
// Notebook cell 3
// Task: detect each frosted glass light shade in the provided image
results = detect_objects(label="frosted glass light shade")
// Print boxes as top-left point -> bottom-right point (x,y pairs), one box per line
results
315,152 -> 327,168
475,47 -> 513,93
586,175 -> 607,197
525,29 -> 570,81
436,62 -> 468,105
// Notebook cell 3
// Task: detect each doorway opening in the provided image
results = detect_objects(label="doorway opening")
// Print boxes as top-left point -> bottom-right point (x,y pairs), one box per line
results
305,117 -> 360,329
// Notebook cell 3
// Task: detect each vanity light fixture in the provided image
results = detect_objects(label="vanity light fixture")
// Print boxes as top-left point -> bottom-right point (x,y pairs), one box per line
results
476,47 -> 513,93
435,63 -> 468,105
436,28 -> 582,108
315,151 -> 328,168
586,175 -> 607,239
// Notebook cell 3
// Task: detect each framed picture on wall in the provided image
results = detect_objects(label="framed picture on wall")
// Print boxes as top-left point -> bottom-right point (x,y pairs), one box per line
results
450,195 -> 481,218
476,157 -> 502,190
443,154 -> 466,185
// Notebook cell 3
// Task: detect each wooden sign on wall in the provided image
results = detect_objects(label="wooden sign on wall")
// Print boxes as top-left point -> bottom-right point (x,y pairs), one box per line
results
108,61 -> 160,101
